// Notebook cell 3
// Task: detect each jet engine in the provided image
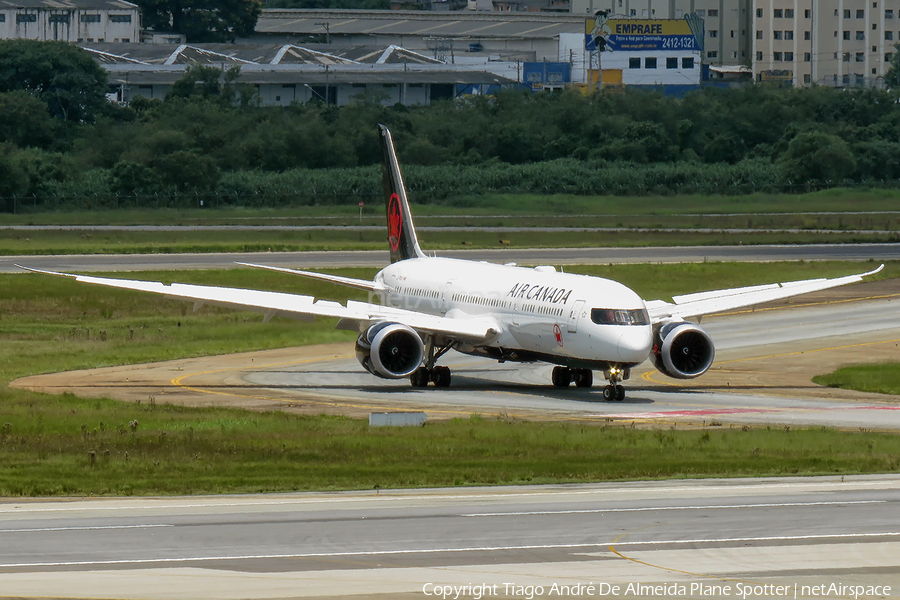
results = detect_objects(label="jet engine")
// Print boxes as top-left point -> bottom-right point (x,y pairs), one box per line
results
651,321 -> 715,379
355,322 -> 425,379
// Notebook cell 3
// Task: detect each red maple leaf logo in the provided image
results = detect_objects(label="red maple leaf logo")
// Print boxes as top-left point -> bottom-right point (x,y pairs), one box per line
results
388,193 -> 403,252
553,324 -> 563,347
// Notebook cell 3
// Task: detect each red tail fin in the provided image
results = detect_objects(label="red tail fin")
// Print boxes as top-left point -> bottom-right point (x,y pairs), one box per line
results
379,124 -> 424,264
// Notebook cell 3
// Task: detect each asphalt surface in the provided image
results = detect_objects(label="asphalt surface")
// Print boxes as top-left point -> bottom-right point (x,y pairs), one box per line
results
2,243 -> 899,273
1,476 -> 898,599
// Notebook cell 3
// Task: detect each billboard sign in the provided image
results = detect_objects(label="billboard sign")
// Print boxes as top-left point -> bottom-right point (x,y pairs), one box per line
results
586,12 -> 704,53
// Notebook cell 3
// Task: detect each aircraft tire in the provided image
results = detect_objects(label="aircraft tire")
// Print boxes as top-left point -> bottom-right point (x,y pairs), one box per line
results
433,366 -> 451,388
615,385 -> 625,401
551,366 -> 571,387
410,367 -> 429,387
602,385 -> 614,401
574,369 -> 593,388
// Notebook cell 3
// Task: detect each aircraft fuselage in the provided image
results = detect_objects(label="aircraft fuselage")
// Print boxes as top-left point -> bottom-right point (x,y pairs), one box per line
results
378,257 -> 653,370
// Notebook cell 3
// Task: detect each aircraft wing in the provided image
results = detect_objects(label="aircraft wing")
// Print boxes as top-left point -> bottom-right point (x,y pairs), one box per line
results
646,264 -> 884,322
235,262 -> 386,293
16,267 -> 498,342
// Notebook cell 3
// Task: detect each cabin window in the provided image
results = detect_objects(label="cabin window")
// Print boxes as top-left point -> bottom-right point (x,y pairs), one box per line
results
591,308 -> 650,326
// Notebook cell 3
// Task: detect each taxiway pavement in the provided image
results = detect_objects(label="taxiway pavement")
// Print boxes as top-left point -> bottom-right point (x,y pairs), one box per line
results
2,243 -> 899,273
1,476 -> 898,599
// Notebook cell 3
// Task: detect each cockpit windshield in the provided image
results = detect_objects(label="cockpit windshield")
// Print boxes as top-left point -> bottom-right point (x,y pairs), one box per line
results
590,308 -> 650,326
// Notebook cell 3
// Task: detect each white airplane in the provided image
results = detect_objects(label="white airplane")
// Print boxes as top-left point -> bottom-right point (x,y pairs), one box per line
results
19,125 -> 883,401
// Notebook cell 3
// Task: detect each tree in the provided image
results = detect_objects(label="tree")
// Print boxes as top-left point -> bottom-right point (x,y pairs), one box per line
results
152,150 -> 221,192
886,43 -> 900,89
0,40 -> 108,122
0,91 -> 58,148
167,64 -> 255,106
778,131 -> 857,183
0,144 -> 28,201
136,0 -> 261,43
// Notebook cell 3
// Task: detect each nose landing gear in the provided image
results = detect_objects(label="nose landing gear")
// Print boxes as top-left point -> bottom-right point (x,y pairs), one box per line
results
602,366 -> 629,401
552,366 -> 628,400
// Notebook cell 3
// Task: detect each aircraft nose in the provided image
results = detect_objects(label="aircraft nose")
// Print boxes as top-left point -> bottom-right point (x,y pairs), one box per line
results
618,327 -> 652,362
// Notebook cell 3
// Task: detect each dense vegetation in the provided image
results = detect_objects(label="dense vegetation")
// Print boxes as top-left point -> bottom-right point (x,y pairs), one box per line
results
134,0 -> 261,42
2,40 -> 900,212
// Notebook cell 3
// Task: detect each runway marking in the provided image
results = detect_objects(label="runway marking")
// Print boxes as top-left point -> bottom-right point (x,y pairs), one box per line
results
591,406 -> 900,419
0,524 -> 173,533
2,479 -> 896,514
3,532 -> 900,569
461,500 -> 884,517
591,408 -> 781,418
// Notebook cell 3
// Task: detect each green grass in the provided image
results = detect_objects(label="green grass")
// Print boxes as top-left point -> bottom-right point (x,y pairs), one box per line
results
2,408 -> 899,496
2,227 -> 899,256
1,262 -> 898,496
4,188 -> 900,225
4,188 -> 900,254
813,363 -> 900,395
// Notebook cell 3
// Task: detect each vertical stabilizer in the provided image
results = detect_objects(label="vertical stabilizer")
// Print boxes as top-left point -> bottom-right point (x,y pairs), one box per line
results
379,124 -> 425,263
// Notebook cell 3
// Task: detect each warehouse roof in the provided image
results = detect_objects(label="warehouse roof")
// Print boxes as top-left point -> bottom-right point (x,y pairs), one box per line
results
103,64 -> 514,86
83,43 -> 449,66
255,8 -> 584,40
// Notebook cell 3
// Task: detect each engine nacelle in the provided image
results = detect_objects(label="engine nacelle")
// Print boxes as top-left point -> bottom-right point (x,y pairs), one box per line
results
651,321 -> 715,379
355,322 -> 425,379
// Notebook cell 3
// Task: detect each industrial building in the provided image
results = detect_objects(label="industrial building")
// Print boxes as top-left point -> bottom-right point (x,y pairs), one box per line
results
0,0 -> 140,43
88,43 -> 516,106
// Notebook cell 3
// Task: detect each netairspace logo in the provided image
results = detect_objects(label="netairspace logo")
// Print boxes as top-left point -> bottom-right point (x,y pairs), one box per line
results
421,582 -> 892,599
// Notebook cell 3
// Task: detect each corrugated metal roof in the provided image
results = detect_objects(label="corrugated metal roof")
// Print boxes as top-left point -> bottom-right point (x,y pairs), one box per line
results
375,45 -> 443,64
163,45 -> 257,66
83,42 -> 452,66
273,45 -> 360,65
256,8 -> 583,40
105,65 -> 514,86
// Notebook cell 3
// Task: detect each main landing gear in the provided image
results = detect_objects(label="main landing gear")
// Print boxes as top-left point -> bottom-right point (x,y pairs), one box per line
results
551,366 -> 593,388
551,366 -> 628,401
410,338 -> 454,388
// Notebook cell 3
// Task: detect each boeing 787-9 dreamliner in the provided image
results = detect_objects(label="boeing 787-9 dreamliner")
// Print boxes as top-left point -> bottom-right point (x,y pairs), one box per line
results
19,125 -> 883,400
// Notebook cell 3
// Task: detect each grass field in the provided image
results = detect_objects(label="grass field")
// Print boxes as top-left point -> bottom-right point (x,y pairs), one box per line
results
3,404 -> 899,496
2,227 -> 898,256
1,261 -> 897,496
4,188 -> 900,225
4,188 -> 900,254
813,363 -> 900,396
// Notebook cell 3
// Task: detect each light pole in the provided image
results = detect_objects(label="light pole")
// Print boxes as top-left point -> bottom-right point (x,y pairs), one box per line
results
303,83 -> 326,102
315,21 -> 330,44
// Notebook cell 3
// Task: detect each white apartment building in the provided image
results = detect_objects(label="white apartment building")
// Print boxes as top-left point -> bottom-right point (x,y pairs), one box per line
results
0,0 -> 140,44
754,1 -> 899,87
